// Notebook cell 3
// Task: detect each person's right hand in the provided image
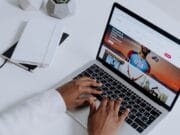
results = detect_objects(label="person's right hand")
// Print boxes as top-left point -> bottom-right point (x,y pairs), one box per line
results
57,77 -> 102,110
88,98 -> 129,135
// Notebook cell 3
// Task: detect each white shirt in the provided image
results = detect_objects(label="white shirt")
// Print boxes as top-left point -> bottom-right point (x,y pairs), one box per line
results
0,89 -> 67,135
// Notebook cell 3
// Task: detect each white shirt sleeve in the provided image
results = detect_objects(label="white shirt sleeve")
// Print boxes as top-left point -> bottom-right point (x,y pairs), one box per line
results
0,89 -> 67,135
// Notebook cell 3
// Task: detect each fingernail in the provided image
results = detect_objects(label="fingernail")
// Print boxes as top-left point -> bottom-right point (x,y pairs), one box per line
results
118,98 -> 122,101
97,81 -> 102,85
127,108 -> 130,112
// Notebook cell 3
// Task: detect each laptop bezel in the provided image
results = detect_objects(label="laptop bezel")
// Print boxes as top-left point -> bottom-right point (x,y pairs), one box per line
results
96,2 -> 180,111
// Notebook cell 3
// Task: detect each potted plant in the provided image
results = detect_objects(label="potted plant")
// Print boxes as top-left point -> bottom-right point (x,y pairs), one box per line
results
46,0 -> 76,19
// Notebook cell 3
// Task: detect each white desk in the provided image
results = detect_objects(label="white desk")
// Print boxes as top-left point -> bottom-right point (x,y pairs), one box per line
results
0,0 -> 179,135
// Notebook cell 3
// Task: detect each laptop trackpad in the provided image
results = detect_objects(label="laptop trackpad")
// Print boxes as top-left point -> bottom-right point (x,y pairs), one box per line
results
67,105 -> 138,135
67,101 -> 101,128
67,106 -> 90,129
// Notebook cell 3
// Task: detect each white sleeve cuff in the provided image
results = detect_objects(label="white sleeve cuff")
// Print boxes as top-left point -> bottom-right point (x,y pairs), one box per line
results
46,89 -> 67,113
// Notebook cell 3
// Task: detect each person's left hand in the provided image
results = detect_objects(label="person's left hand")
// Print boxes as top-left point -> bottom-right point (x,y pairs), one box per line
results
57,77 -> 103,110
88,98 -> 129,135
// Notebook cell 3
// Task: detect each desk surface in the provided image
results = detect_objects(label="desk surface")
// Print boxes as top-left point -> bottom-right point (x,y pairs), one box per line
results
0,0 -> 179,135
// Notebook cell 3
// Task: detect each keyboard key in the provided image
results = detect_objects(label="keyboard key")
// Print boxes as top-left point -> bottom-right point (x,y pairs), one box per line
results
130,94 -> 136,100
144,112 -> 150,117
112,81 -> 118,86
114,90 -> 120,94
150,110 -> 161,117
126,105 -> 133,110
131,109 -> 137,114
136,112 -> 142,119
145,106 -> 152,111
134,118 -> 147,129
99,72 -> 104,76
117,84 -> 123,89
150,115 -> 156,121
137,127 -> 144,133
121,88 -> 127,93
107,78 -> 113,82
126,118 -> 133,124
107,91 -> 113,95
128,101 -> 135,105
134,104 -> 140,109
111,94 -> 118,99
135,98 -> 141,103
126,91 -> 131,96
124,97 -> 130,101
147,116 -> 156,124
142,116 -> 148,122
119,93 -> 125,98
140,102 -> 146,107
105,83 -> 111,87
129,114 -> 136,120
110,86 -> 116,90
131,123 -> 138,129
86,69 -> 93,74
139,108 -> 145,113
84,72 -> 91,77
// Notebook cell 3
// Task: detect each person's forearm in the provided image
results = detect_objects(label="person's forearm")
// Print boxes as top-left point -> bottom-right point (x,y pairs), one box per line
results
0,89 -> 66,135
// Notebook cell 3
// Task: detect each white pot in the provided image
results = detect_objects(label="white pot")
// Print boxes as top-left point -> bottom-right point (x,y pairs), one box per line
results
19,0 -> 43,10
46,0 -> 76,19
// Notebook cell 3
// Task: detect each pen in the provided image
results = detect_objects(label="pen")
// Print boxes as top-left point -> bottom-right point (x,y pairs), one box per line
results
0,54 -> 32,72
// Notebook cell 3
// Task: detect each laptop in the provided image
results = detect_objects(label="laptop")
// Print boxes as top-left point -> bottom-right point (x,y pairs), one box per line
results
57,3 -> 180,135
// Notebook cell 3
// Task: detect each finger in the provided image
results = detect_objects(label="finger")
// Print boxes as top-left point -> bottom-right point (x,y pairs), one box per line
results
79,80 -> 102,87
89,101 -> 97,116
80,87 -> 103,95
114,99 -> 123,115
99,98 -> 108,111
78,77 -> 92,81
76,96 -> 97,107
107,100 -> 115,113
118,108 -> 130,123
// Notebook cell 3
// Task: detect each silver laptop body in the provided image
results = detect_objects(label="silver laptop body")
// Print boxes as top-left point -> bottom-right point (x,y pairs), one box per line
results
56,3 -> 180,135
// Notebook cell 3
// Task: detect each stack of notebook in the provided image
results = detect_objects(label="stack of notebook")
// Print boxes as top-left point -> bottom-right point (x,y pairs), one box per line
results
0,19 -> 69,72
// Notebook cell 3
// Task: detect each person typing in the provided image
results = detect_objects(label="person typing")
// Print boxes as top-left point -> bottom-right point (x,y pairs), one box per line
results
0,77 -> 129,135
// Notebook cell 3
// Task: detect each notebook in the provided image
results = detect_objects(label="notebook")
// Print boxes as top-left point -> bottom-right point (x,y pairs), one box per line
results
11,19 -> 64,67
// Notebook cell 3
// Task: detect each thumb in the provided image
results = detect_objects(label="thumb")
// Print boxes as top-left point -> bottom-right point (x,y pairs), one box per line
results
118,108 -> 130,124
76,96 -> 97,107
89,101 -> 97,116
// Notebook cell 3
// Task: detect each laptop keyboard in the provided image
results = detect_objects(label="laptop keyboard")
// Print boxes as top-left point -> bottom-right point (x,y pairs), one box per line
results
73,64 -> 162,133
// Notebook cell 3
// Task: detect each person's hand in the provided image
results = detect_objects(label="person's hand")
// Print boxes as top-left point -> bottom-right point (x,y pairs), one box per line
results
88,98 -> 129,135
57,77 -> 102,110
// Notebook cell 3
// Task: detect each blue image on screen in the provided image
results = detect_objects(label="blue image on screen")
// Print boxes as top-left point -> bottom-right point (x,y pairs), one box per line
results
105,54 -> 120,69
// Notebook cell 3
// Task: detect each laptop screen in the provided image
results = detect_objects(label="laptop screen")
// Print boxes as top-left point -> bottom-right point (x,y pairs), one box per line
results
97,3 -> 180,110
